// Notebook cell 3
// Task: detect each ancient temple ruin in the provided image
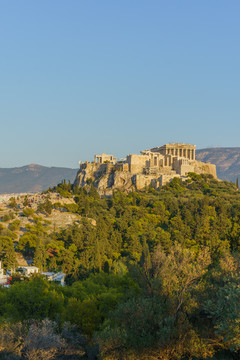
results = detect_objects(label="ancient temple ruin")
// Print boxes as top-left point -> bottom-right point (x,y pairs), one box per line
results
94,153 -> 117,164
74,143 -> 217,195
150,143 -> 195,159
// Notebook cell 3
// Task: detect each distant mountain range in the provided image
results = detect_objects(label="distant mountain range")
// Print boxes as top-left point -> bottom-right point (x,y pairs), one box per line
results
196,148 -> 240,182
0,148 -> 239,194
0,164 -> 78,194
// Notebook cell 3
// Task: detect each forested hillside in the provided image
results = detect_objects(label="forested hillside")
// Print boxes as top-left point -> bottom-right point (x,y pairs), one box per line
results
1,175 -> 240,359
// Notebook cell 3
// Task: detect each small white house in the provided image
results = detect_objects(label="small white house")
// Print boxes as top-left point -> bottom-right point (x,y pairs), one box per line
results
19,266 -> 39,276
52,272 -> 66,286
41,271 -> 55,280
0,261 -> 9,285
41,271 -> 66,286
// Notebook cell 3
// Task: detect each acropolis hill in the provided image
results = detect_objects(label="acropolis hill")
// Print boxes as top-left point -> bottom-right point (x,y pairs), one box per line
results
74,143 -> 217,195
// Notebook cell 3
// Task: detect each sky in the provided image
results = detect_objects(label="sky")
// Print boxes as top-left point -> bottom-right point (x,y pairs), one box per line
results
1,0 -> 240,168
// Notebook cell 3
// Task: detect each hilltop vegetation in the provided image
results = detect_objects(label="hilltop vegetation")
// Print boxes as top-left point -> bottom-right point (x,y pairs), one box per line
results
0,189 -> 81,268
1,175 -> 240,359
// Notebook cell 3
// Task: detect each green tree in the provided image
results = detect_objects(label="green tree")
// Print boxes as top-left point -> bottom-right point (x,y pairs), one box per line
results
23,196 -> 29,207
3,278 -> 64,321
204,253 -> 240,351
33,241 -> 47,272
23,207 -> 35,218
9,197 -> 17,210
0,236 -> 17,269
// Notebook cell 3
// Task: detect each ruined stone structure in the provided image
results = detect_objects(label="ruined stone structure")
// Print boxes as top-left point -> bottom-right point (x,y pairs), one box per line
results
94,153 -> 117,164
74,143 -> 217,195
150,143 -> 196,160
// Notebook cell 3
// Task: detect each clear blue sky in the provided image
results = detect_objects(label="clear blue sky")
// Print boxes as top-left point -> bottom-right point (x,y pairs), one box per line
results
1,0 -> 240,168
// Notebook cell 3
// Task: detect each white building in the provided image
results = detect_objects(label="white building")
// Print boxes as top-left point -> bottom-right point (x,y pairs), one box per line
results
0,261 -> 9,285
41,271 -> 66,286
18,266 -> 39,276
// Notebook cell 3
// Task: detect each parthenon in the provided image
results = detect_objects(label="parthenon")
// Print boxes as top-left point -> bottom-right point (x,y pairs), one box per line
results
151,143 -> 196,160
75,143 -> 217,195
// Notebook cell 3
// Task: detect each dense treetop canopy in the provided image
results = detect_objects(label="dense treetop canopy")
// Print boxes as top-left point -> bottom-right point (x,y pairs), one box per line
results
1,174 -> 240,359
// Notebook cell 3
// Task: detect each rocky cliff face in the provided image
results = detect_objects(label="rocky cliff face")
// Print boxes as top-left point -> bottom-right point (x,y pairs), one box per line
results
74,158 -> 217,195
74,163 -> 135,196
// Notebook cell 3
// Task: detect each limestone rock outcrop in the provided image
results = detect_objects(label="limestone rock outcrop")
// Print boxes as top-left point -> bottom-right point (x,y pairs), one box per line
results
74,143 -> 217,195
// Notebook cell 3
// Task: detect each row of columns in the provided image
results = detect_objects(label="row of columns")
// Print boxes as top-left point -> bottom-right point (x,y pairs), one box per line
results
95,156 -> 103,163
166,148 -> 195,160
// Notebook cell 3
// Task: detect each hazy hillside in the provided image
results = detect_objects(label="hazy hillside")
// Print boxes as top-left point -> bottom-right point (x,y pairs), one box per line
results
0,164 -> 78,193
196,147 -> 240,182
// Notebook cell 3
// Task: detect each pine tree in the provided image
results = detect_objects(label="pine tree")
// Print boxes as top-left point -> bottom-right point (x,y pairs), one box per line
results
33,241 -> 47,272
4,243 -> 17,270
236,177 -> 239,189
140,239 -> 151,274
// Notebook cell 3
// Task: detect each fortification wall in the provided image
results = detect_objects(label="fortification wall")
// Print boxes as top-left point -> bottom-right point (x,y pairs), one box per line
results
133,174 -> 154,190
159,174 -> 181,186
193,161 -> 217,178
127,154 -> 149,174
